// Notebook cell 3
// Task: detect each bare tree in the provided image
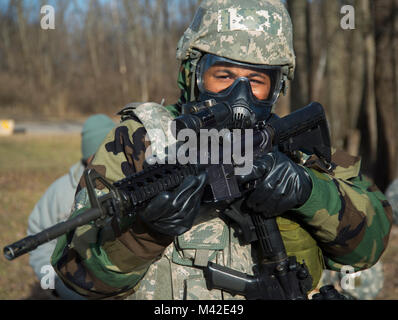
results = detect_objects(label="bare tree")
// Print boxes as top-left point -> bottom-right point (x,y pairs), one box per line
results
0,1 -> 16,71
86,0 -> 102,79
345,0 -> 366,156
308,0 -> 327,102
323,0 -> 350,149
374,0 -> 398,191
358,0 -> 378,171
111,0 -> 128,99
123,0 -> 150,102
287,0 -> 310,109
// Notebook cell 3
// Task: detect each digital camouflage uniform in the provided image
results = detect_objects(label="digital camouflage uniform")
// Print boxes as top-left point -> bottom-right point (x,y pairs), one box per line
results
51,0 -> 393,300
318,261 -> 384,300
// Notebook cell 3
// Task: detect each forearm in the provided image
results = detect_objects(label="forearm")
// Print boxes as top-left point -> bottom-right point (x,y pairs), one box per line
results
292,168 -> 392,272
51,194 -> 173,299
43,114 -> 173,298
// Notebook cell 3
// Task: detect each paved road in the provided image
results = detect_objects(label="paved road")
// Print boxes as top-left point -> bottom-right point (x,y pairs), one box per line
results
14,121 -> 84,135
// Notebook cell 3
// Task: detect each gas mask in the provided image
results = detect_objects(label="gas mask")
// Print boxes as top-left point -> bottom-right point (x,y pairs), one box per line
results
194,54 -> 285,129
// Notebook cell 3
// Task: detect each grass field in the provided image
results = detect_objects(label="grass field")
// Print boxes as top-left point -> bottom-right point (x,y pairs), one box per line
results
0,133 -> 397,300
0,134 -> 81,300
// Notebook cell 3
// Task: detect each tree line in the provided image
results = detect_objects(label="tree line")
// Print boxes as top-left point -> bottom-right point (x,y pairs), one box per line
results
0,0 -> 197,116
0,0 -> 397,191
284,0 -> 398,192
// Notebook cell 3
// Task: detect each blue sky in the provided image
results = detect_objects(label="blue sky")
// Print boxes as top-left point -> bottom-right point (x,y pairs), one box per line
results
0,0 -> 186,12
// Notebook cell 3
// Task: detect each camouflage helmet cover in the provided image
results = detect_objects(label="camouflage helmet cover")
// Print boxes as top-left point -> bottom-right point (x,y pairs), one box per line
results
176,0 -> 296,80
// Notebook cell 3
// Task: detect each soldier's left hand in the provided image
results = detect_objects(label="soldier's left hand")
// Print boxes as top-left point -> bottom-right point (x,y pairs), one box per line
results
237,151 -> 313,217
138,172 -> 208,236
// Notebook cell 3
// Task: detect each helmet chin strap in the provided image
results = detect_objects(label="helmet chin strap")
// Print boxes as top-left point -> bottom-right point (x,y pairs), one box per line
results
271,71 -> 288,114
189,50 -> 203,102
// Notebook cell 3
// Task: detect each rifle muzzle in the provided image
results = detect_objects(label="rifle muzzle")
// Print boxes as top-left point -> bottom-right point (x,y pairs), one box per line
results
4,235 -> 39,260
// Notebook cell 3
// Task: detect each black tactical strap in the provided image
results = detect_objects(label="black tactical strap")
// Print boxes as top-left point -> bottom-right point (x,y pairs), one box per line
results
116,103 -> 144,123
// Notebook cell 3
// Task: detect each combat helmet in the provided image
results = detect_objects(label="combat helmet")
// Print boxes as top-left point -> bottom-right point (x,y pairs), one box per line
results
174,0 -> 295,127
176,0 -> 295,104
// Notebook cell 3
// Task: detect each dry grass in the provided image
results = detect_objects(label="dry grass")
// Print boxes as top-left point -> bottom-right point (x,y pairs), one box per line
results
0,134 -> 80,300
0,133 -> 397,300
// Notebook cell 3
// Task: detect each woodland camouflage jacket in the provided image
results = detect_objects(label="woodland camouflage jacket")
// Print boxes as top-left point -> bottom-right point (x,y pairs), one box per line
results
50,103 -> 393,300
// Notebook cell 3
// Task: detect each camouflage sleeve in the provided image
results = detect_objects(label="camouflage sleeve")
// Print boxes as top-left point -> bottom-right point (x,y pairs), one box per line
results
50,119 -> 174,299
292,149 -> 393,272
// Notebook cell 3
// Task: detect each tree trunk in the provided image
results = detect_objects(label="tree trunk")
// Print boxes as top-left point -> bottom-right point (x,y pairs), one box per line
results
394,0 -> 398,175
374,0 -> 398,191
345,0 -> 366,156
111,0 -> 128,100
358,0 -> 378,174
308,1 -> 326,102
86,0 -> 101,79
323,0 -> 349,150
1,1 -> 16,71
287,0 -> 310,110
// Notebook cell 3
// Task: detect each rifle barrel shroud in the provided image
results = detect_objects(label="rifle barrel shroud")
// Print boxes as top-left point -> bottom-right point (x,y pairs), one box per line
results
3,164 -> 199,260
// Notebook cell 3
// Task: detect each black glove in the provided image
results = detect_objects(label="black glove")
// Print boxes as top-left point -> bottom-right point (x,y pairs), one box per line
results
237,151 -> 312,217
138,172 -> 207,236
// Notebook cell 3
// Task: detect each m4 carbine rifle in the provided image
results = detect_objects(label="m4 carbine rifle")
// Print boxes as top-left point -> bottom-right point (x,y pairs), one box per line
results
3,101 -> 343,300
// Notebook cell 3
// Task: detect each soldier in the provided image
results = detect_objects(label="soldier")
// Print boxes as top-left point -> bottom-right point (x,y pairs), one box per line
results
50,0 -> 392,300
28,114 -> 115,299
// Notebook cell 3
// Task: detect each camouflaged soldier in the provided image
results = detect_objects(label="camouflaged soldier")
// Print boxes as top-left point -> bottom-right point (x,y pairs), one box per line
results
51,0 -> 393,300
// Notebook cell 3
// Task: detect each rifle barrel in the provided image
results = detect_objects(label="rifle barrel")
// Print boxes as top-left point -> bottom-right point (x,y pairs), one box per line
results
3,208 -> 102,261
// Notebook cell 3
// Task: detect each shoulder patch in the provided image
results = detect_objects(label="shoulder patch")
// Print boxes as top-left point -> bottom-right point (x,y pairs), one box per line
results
117,102 -> 146,123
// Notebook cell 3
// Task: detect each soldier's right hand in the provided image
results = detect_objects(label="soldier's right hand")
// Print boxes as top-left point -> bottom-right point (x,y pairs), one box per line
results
137,173 -> 207,236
